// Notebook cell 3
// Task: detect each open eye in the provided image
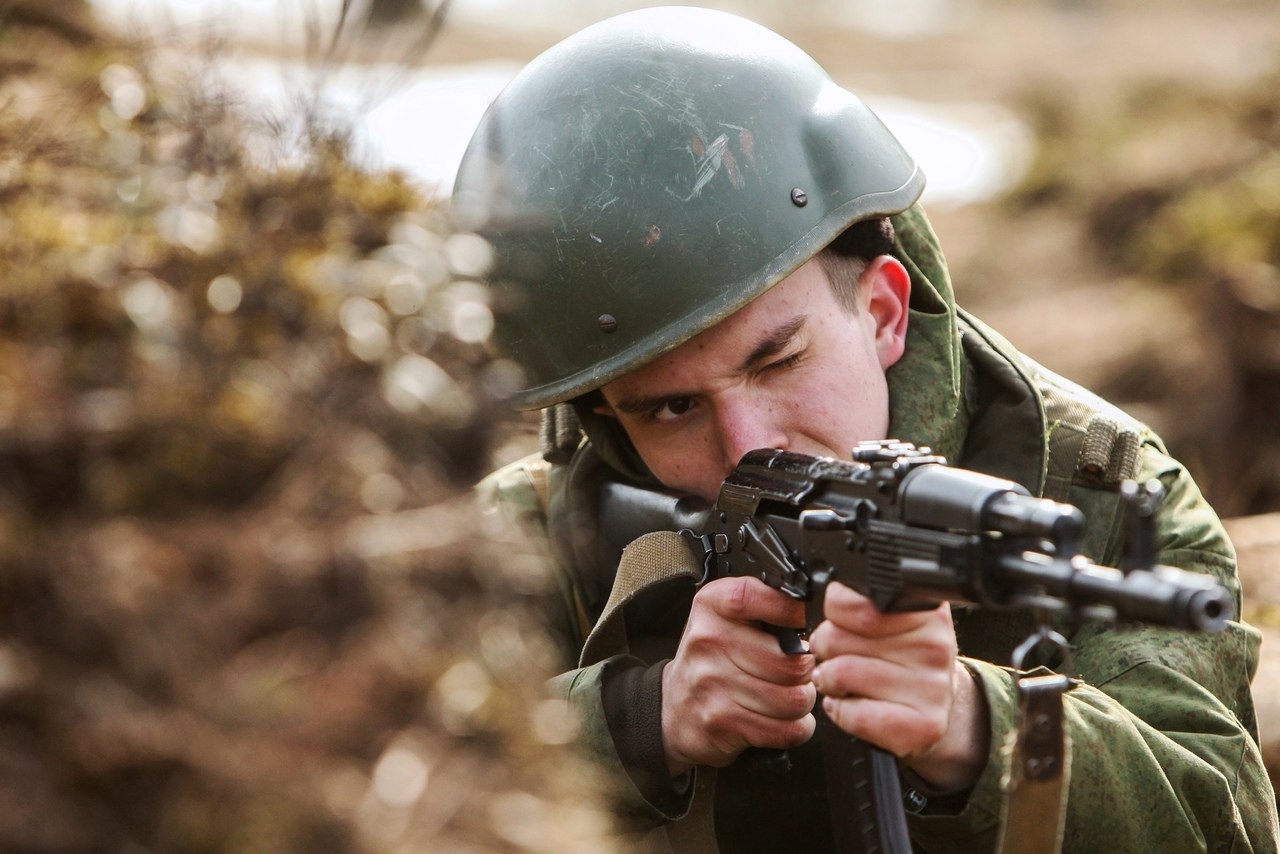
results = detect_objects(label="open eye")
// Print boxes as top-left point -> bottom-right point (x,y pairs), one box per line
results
652,396 -> 696,422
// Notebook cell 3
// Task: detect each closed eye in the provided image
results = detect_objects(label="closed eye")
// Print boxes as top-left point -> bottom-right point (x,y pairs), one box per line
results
759,351 -> 803,375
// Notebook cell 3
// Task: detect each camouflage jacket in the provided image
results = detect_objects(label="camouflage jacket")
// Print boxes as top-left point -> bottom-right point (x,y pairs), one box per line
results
480,207 -> 1279,852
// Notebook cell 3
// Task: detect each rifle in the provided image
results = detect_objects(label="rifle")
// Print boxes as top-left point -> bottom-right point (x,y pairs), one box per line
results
598,440 -> 1234,853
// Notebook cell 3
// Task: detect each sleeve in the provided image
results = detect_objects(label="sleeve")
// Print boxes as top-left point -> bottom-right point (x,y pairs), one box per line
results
477,457 -> 696,828
907,446 -> 1280,852
476,456 -> 585,664
549,658 -> 695,826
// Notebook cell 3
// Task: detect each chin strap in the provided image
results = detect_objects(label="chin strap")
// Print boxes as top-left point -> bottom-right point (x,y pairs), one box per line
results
539,403 -> 584,464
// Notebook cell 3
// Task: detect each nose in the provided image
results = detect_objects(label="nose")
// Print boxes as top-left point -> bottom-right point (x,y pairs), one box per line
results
714,397 -> 789,472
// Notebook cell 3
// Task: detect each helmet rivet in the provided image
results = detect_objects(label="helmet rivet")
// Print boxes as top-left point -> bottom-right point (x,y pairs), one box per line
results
790,187 -> 808,207
597,314 -> 619,333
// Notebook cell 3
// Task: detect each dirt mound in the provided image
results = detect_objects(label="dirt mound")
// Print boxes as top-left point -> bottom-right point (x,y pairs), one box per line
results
0,4 -> 616,851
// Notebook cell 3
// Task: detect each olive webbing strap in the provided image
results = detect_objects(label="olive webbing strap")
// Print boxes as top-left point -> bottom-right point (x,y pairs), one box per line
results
578,531 -> 721,853
997,672 -> 1072,854
578,530 -> 702,668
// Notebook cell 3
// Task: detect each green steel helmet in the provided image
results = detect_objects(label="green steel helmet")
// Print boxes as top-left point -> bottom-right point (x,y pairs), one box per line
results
452,6 -> 925,410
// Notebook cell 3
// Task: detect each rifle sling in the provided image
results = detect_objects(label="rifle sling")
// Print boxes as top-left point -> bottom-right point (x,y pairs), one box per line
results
997,671 -> 1072,854
580,530 -> 702,668
580,531 -> 719,853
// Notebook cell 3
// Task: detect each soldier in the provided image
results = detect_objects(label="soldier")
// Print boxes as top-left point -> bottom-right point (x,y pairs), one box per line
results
454,7 -> 1278,851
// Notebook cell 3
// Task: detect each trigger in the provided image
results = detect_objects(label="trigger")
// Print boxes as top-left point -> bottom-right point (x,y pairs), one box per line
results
764,624 -> 810,656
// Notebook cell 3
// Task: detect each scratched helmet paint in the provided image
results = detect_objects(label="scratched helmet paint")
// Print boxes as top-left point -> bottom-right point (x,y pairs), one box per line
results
451,6 -> 925,410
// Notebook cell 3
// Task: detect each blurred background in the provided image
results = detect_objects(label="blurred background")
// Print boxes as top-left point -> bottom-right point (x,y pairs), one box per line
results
79,0 -> 1278,518
2,0 -> 1279,850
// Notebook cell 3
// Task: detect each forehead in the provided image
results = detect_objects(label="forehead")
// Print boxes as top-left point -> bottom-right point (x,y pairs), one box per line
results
602,260 -> 836,391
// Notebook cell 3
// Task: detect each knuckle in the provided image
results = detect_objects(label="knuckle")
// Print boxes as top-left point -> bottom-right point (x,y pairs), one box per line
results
779,650 -> 814,680
823,697 -> 857,734
922,645 -> 955,671
758,715 -> 814,750
724,577 -> 749,610
698,696 -> 737,734
772,682 -> 816,718
914,663 -> 954,699
794,683 -> 819,714
715,576 -> 756,618
818,656 -> 859,694
781,715 -> 815,746
921,717 -> 948,747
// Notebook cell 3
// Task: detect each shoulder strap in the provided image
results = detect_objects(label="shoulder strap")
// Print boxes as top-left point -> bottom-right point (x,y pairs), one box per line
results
537,407 -> 710,668
579,530 -> 702,667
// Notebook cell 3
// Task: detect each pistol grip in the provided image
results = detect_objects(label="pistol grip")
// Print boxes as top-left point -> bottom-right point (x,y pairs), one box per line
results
761,623 -> 809,656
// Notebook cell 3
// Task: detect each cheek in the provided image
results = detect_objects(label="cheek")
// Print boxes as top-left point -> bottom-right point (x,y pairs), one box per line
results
627,428 -> 726,500
622,422 -> 698,484
807,347 -> 892,449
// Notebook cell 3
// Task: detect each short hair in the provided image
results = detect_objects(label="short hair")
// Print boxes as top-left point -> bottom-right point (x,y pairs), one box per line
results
815,216 -> 897,313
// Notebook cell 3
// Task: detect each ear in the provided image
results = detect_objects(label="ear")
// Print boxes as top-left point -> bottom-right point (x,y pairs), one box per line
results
860,255 -> 911,370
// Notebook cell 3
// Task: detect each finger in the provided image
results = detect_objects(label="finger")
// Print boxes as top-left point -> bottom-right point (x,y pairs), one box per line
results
683,596 -> 815,686
674,632 -> 815,715
821,582 -> 945,637
809,616 -> 955,669
673,660 -> 815,722
726,634 -> 815,685
704,576 -> 808,630
702,711 -> 818,764
820,695 -> 946,760
811,600 -> 954,664
812,654 -> 951,707
730,678 -> 818,722
747,710 -> 817,753
663,681 -> 816,769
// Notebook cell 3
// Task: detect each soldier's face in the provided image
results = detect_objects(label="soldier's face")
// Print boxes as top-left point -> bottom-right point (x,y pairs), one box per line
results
597,256 -> 911,502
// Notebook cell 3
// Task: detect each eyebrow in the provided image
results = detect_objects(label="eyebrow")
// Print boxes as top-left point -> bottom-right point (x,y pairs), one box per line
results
610,314 -> 808,415
739,315 -> 806,373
